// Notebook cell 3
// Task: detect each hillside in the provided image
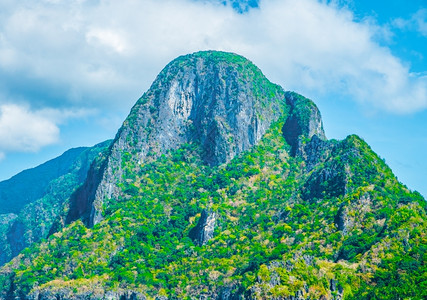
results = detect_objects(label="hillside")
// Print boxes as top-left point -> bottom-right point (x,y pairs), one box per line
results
0,147 -> 89,215
0,141 -> 112,266
0,51 -> 425,300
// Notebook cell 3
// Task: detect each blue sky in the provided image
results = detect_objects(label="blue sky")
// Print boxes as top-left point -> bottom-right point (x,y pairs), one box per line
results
0,0 -> 426,197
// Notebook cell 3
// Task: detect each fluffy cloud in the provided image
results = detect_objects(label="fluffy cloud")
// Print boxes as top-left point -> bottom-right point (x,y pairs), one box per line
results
0,104 -> 59,155
0,0 -> 425,117
0,103 -> 93,158
237,0 -> 426,113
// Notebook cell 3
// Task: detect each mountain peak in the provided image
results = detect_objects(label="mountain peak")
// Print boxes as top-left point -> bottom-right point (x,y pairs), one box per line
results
69,50 -> 292,226
126,50 -> 287,165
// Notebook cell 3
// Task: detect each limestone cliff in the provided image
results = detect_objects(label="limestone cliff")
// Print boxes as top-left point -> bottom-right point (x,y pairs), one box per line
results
282,92 -> 326,157
189,209 -> 217,246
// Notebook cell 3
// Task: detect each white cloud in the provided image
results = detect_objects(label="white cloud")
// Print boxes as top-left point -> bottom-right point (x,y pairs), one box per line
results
0,0 -> 425,116
0,104 -> 59,153
0,103 -> 94,157
241,0 -> 427,113
86,28 -> 129,54
415,9 -> 427,36
394,8 -> 427,37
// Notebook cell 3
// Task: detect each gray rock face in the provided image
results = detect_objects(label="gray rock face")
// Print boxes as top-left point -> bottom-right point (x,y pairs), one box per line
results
65,151 -> 110,227
335,204 -> 352,236
218,287 -> 235,300
6,220 -> 26,258
28,289 -> 147,300
301,161 -> 347,202
297,135 -> 334,172
189,209 -> 217,246
249,259 -> 343,300
280,92 -> 347,203
282,92 -> 326,157
78,51 -> 287,226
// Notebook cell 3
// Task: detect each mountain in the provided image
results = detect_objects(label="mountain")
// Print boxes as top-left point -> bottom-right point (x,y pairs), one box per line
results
68,51 -> 287,228
0,140 -> 112,266
0,51 -> 425,300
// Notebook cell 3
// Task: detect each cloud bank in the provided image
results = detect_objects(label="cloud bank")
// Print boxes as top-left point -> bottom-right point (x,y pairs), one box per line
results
0,0 -> 426,156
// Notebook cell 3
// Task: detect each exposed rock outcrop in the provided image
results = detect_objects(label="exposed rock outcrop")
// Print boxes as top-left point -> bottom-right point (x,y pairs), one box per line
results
65,151 -> 110,227
280,92 -> 348,202
6,220 -> 26,259
189,209 -> 217,246
297,135 -> 334,172
301,161 -> 347,201
249,259 -> 343,300
335,204 -> 353,236
282,92 -> 326,157
28,288 -> 147,300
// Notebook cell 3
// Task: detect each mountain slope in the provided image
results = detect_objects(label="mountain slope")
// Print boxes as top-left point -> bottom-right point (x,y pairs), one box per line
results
0,147 -> 88,215
0,141 -> 112,266
0,51 -> 425,300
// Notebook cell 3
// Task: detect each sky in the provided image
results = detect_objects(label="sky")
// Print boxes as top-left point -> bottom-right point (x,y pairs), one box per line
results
0,0 -> 426,197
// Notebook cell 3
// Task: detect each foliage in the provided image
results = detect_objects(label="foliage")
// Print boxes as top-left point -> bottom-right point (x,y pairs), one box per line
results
0,117 -> 425,299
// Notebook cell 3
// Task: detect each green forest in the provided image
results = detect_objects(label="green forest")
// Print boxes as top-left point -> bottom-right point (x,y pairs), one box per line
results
1,119 -> 425,299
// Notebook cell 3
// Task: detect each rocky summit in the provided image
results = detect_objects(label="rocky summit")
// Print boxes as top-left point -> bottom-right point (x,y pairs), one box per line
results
0,51 -> 425,300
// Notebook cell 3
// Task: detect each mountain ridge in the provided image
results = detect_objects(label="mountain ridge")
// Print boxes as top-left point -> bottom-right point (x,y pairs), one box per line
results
0,140 -> 112,266
0,146 -> 88,215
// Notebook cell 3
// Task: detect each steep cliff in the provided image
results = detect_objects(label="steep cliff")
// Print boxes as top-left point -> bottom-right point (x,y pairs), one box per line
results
282,92 -> 326,157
